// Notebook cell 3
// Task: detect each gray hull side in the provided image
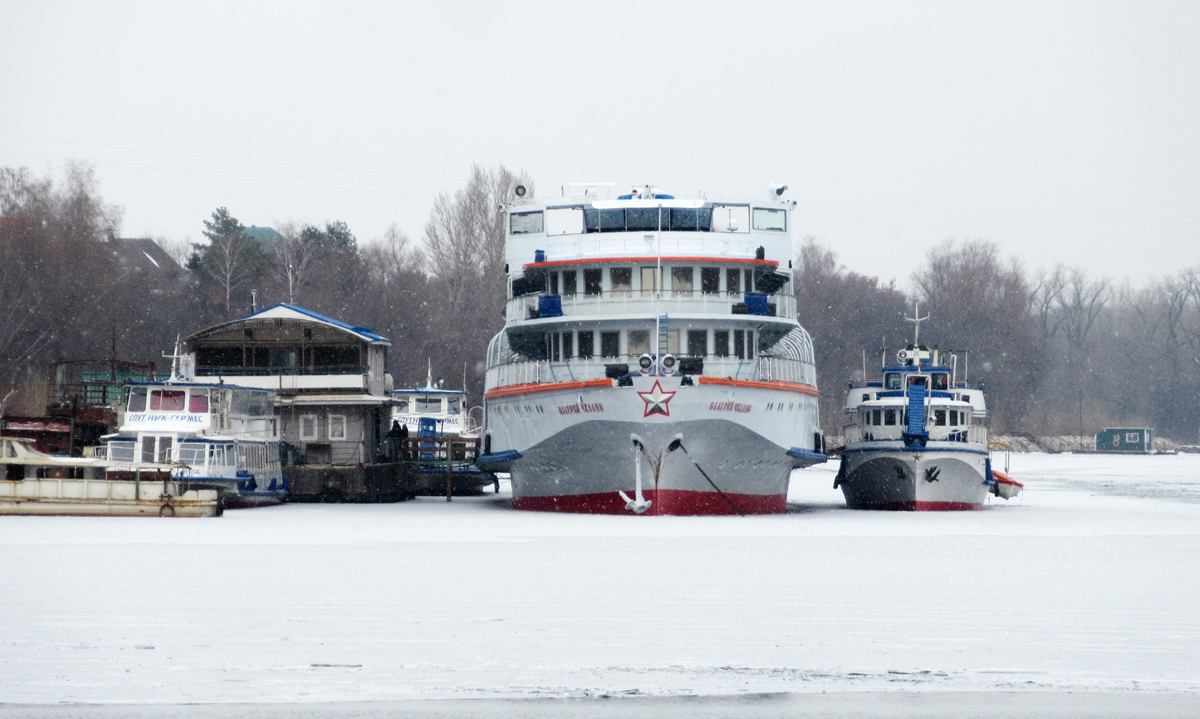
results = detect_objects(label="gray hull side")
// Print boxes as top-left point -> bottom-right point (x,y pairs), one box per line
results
837,449 -> 989,510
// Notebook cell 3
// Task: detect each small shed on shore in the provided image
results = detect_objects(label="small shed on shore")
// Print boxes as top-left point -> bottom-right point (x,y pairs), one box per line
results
1095,427 -> 1152,453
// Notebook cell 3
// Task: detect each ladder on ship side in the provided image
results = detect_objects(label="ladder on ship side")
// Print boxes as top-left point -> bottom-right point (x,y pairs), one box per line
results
657,314 -> 669,359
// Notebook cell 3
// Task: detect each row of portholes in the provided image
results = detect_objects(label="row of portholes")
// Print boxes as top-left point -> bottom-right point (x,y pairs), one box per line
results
765,402 -> 796,412
492,404 -> 546,416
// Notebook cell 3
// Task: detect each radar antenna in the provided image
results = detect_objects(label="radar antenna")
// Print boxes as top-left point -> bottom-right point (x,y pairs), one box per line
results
905,302 -> 929,347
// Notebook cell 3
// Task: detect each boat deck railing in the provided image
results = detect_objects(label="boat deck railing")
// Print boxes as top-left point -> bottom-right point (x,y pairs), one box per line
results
842,423 -> 987,445
505,291 -> 797,324
486,355 -> 815,391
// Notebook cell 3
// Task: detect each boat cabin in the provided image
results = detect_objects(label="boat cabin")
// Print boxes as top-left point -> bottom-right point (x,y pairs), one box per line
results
391,386 -> 470,437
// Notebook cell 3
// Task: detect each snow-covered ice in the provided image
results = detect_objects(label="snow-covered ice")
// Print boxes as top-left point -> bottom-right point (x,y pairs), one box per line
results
0,453 -> 1198,707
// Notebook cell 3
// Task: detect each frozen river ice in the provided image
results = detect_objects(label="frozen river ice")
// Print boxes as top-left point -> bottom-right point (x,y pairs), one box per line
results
0,452 -> 1198,716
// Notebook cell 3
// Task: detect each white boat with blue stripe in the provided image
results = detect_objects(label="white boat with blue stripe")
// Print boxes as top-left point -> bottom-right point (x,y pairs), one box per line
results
834,306 -> 1020,510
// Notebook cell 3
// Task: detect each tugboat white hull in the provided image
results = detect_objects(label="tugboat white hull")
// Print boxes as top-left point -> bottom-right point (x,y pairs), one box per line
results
836,446 -> 990,510
484,377 -> 824,515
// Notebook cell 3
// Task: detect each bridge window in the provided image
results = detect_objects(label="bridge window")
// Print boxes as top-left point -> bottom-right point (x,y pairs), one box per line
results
885,373 -> 902,390
150,390 -> 185,412
669,207 -> 712,231
546,207 -> 584,235
583,208 -> 626,233
932,373 -> 948,390
128,388 -> 148,412
510,211 -> 543,235
625,208 -> 661,231
949,410 -> 959,426
872,409 -> 881,425
934,409 -> 946,426
188,390 -> 209,413
752,208 -> 786,231
884,409 -> 897,425
712,204 -> 749,232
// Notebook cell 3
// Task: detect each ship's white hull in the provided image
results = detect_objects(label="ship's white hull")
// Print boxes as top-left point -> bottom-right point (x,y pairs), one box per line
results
836,444 -> 990,510
484,375 -> 823,515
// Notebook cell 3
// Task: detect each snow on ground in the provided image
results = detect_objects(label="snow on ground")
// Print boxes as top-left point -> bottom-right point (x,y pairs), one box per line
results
0,453 -> 1198,706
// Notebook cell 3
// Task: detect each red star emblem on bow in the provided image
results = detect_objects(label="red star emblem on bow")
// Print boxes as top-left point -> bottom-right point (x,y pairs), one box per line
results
637,380 -> 676,417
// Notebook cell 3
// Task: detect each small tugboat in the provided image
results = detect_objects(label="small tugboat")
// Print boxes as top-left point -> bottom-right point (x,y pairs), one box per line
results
102,348 -> 286,507
392,364 -> 496,496
0,437 -> 220,517
834,305 -> 1021,510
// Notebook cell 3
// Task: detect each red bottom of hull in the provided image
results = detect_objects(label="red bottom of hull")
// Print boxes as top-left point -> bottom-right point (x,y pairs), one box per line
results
854,500 -> 985,511
512,489 -> 786,516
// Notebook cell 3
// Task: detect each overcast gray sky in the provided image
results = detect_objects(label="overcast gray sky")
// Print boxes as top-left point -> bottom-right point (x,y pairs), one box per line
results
3,1 -> 1197,288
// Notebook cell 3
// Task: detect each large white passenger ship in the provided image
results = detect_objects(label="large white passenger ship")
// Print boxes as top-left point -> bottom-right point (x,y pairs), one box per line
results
479,184 -> 825,515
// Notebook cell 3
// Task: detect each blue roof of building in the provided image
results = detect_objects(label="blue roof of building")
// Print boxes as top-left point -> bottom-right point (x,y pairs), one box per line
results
244,304 -> 392,344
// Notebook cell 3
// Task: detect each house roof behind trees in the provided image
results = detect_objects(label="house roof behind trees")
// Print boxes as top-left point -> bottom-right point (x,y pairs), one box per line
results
109,238 -> 185,279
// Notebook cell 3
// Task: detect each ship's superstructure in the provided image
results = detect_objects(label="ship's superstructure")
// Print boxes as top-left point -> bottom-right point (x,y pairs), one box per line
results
479,184 -> 825,515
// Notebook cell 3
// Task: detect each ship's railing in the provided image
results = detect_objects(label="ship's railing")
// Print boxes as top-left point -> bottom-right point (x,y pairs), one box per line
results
505,291 -> 797,324
486,355 -> 815,391
842,423 -> 987,444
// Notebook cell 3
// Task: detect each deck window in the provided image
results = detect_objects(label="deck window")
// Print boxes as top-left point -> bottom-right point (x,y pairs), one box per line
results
701,268 -> 720,294
601,331 -> 620,358
949,410 -> 959,427
128,388 -> 147,412
884,409 -> 897,426
640,266 -> 660,295
550,332 -> 562,362
752,208 -> 786,231
584,268 -> 603,295
726,268 -> 740,294
872,409 -> 882,425
934,409 -> 946,426
713,330 -> 730,357
687,330 -> 707,357
562,270 -> 577,296
666,330 -> 680,355
549,272 -> 559,294
671,267 -> 694,294
932,373 -> 948,390
627,330 -> 650,355
510,211 -> 544,235
610,267 -> 633,294
188,390 -> 209,413
578,331 -> 595,358
150,390 -> 185,412
734,330 -> 745,359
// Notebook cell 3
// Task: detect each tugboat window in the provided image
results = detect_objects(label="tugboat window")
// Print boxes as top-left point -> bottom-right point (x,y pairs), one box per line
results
872,409 -> 882,425
934,409 -> 946,426
949,410 -> 959,426
188,390 -> 209,413
884,409 -> 896,425
932,373 -> 948,390
447,397 -> 463,413
128,388 -> 148,412
150,390 -> 185,411
510,211 -> 543,235
885,373 -> 902,390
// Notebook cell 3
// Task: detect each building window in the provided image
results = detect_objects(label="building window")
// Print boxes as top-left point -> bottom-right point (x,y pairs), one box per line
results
577,331 -> 594,359
300,415 -> 318,441
601,332 -> 620,357
701,267 -> 720,294
687,330 -> 707,357
584,268 -> 603,295
713,330 -> 730,357
329,415 -> 347,441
